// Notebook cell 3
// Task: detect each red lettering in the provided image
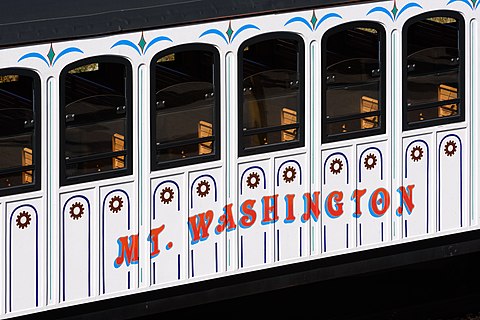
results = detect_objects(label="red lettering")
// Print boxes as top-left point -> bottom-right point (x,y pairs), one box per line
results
114,234 -> 139,268
149,225 -> 165,258
396,185 -> 415,216
302,192 -> 321,222
188,210 -> 214,245
325,191 -> 344,218
262,195 -> 279,225
239,199 -> 257,228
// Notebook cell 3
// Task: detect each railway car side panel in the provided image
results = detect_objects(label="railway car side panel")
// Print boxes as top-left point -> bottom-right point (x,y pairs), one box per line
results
322,147 -> 354,253
437,129 -> 467,231
151,174 -> 187,285
402,134 -> 433,238
274,154 -> 310,262
5,198 -> 43,313
60,189 -> 94,302
356,140 -> 390,247
100,183 -> 138,294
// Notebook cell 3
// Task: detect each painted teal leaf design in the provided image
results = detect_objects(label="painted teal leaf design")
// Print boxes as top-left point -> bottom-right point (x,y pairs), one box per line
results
284,12 -> 342,31
199,22 -> 260,43
18,45 -> 83,67
447,0 -> 477,9
367,1 -> 422,21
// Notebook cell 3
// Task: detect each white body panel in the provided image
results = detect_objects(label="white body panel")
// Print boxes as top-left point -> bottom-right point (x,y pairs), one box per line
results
0,0 -> 478,318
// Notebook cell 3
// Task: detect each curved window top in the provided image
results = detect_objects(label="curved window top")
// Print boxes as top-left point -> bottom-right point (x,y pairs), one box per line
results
60,56 -> 132,186
322,22 -> 386,142
238,33 -> 305,156
0,69 -> 41,196
151,44 -> 220,170
403,12 -> 464,130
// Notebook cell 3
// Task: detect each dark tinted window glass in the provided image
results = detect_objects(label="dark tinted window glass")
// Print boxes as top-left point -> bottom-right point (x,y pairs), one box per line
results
61,59 -> 131,184
152,47 -> 219,169
0,73 -> 39,193
323,24 -> 385,142
239,35 -> 304,154
404,15 -> 463,129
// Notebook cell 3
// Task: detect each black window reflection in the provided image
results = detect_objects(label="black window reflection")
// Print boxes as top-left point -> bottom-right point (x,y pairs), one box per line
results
0,73 -> 39,192
404,15 -> 463,128
151,47 -> 219,169
61,59 -> 131,184
323,24 -> 385,142
239,35 -> 304,154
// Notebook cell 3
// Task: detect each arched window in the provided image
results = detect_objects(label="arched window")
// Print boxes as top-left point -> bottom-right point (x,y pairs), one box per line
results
60,56 -> 132,185
322,22 -> 386,142
238,33 -> 305,155
403,11 -> 464,130
0,69 -> 41,195
150,44 -> 220,170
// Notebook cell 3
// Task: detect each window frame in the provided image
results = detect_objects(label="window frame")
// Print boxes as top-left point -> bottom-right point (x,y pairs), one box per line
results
0,68 -> 41,196
150,43 -> 221,171
402,10 -> 465,131
237,32 -> 305,156
321,21 -> 387,143
59,55 -> 133,186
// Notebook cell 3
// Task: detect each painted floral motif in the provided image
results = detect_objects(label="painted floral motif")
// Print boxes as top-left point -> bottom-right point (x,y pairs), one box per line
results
284,10 -> 342,31
199,21 -> 260,44
109,195 -> 124,213
410,146 -> 424,162
196,180 -> 211,197
246,172 -> 261,189
330,158 -> 343,175
111,32 -> 173,55
444,140 -> 457,157
283,166 -> 297,183
16,211 -> 32,229
159,186 -> 174,204
364,153 -> 377,170
18,44 -> 83,67
367,0 -> 423,21
447,0 -> 479,10
69,202 -> 84,220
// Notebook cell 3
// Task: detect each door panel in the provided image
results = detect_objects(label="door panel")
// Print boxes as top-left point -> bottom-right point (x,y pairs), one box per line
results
101,182 -> 137,294
356,141 -> 389,246
274,153 -> 309,262
6,198 -> 42,313
321,147 -> 353,253
151,175 -> 186,285
237,160 -> 273,268
60,189 -> 93,302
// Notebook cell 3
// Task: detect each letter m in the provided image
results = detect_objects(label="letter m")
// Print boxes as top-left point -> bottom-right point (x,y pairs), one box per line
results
114,234 -> 139,268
